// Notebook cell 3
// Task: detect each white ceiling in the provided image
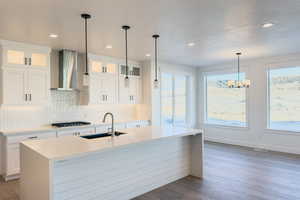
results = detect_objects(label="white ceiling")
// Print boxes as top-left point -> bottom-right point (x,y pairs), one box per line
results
1,0 -> 300,67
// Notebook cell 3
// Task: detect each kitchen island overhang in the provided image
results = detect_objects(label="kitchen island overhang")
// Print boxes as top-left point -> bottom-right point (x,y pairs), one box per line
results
20,126 -> 204,200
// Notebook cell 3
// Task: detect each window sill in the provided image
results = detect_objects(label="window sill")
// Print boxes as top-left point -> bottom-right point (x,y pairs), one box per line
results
265,128 -> 300,136
203,123 -> 249,131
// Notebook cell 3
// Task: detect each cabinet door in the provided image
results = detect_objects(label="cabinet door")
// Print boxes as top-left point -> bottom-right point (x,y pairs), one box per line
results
90,74 -> 116,104
2,68 -> 27,105
129,78 -> 138,104
6,143 -> 20,176
89,75 -> 103,104
3,49 -> 27,68
102,74 -> 117,104
27,69 -> 49,105
28,52 -> 48,68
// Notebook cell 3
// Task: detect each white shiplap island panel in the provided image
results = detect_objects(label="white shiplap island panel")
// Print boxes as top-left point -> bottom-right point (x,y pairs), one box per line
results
20,126 -> 203,200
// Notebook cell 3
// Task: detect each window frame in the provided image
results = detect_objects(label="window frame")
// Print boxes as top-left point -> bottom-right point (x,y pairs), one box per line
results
160,72 -> 188,127
203,69 -> 250,129
266,64 -> 300,133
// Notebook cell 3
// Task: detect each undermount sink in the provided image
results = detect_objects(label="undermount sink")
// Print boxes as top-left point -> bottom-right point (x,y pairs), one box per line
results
81,131 -> 127,139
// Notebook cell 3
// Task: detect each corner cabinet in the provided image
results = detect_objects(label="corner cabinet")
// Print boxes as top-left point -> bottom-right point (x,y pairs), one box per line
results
119,64 -> 142,104
0,40 -> 51,106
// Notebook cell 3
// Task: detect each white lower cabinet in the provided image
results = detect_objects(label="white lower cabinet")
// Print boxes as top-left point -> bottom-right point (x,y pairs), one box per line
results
126,120 -> 150,128
2,131 -> 56,181
1,120 -> 150,181
56,127 -> 95,137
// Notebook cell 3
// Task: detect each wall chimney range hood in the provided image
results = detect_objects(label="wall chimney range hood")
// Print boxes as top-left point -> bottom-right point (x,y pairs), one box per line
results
51,50 -> 79,91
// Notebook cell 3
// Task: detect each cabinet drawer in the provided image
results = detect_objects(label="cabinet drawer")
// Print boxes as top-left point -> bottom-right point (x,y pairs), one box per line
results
95,125 -> 110,133
57,127 -> 95,137
126,121 -> 150,128
6,131 -> 56,144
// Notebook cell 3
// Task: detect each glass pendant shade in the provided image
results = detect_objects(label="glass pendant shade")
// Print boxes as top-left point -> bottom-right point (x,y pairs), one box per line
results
225,52 -> 251,88
124,77 -> 130,88
154,79 -> 159,88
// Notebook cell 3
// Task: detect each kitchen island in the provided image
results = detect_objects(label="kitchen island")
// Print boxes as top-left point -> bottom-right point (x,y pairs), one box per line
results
20,126 -> 203,200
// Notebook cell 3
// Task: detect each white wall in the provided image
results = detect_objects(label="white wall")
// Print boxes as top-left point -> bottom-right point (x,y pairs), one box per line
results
198,52 -> 300,154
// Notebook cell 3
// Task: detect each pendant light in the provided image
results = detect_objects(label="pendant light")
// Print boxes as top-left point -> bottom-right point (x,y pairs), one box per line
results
122,25 -> 130,88
153,34 -> 160,88
81,13 -> 91,86
226,52 -> 250,88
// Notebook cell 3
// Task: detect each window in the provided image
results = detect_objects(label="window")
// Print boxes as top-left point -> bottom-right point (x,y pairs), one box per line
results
268,66 -> 300,132
205,73 -> 247,127
161,73 -> 187,127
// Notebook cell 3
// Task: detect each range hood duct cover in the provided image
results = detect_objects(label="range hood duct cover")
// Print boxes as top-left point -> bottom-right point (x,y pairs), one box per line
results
51,50 -> 79,91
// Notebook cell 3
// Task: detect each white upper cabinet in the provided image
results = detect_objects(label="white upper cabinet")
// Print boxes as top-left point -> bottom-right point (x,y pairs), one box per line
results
1,41 -> 49,69
27,69 -> 49,105
28,52 -> 48,68
0,40 -> 51,105
91,60 -> 117,74
5,49 -> 26,67
84,55 -> 118,105
119,64 -> 142,104
1,68 -> 27,105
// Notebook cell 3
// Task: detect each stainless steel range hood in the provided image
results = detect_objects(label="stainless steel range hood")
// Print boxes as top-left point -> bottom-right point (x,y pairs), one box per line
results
51,50 -> 79,91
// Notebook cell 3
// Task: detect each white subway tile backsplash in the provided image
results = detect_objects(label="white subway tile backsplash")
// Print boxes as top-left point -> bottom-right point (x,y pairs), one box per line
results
0,91 -> 139,131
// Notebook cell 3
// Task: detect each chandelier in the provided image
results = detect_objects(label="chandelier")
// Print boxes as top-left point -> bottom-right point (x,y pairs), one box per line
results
226,52 -> 250,88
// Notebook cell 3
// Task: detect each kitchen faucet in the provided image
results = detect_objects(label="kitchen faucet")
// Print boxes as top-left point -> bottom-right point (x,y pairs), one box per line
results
102,112 -> 115,137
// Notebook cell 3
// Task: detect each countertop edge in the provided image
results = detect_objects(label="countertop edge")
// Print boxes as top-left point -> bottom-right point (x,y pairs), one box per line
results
22,128 -> 203,161
0,120 -> 151,136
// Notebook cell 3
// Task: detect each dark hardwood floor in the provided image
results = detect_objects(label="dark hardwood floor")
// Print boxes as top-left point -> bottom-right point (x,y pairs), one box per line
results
1,142 -> 300,200
134,142 -> 300,200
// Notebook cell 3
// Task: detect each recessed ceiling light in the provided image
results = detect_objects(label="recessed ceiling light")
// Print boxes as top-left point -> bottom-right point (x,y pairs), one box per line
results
262,23 -> 274,28
49,34 -> 58,38
145,54 -> 151,57
187,42 -> 195,47
106,45 -> 113,49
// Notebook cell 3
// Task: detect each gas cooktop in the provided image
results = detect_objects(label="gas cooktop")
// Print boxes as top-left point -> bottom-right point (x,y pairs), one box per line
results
51,121 -> 91,128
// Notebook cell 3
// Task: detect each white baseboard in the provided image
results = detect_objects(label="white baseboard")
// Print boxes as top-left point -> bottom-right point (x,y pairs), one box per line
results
205,137 -> 300,155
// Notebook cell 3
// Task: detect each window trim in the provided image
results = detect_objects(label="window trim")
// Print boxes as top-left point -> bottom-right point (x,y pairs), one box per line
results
160,73 -> 188,127
266,65 -> 300,133
203,70 -> 250,129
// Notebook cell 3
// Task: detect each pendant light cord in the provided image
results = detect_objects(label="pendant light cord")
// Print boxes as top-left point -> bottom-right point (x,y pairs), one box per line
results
238,54 -> 240,82
236,52 -> 241,82
122,25 -> 130,79
81,13 -> 91,75
153,34 -> 160,82
155,37 -> 158,81
125,29 -> 128,79
84,18 -> 88,75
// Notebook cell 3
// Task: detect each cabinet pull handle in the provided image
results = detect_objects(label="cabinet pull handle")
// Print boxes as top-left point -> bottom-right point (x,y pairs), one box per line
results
29,94 -> 32,101
24,57 -> 27,65
25,94 -> 28,101
28,58 -> 32,65
105,95 -> 108,101
28,136 -> 38,139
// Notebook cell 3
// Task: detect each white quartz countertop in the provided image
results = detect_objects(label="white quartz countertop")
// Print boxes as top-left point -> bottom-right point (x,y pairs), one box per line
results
21,126 -> 203,161
0,119 -> 149,136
